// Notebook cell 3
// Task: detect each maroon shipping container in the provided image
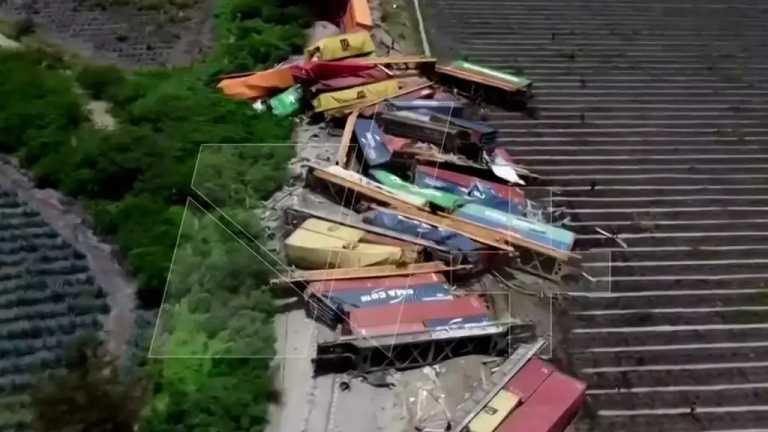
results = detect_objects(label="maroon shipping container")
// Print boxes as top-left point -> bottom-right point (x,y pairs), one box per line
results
349,295 -> 490,337
503,357 -> 555,403
497,362 -> 587,432
308,273 -> 446,295
291,60 -> 378,84
312,67 -> 392,92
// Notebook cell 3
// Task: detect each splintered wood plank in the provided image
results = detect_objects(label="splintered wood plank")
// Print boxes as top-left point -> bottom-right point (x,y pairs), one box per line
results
270,261 -> 472,285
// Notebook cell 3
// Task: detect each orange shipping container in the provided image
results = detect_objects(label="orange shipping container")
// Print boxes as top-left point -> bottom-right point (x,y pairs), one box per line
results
343,0 -> 373,33
217,67 -> 295,101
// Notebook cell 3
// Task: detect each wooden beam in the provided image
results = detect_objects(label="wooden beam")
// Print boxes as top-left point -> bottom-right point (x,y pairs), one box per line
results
306,164 -> 578,261
307,163 -> 427,210
373,204 -> 519,254
385,203 -> 577,261
356,56 -> 437,71
308,166 -> 517,252
286,206 -> 450,253
270,262 -> 471,285
336,109 -> 360,167
357,56 -> 437,64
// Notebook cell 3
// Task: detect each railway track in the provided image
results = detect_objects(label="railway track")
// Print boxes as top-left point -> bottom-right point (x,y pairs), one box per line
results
423,0 -> 768,430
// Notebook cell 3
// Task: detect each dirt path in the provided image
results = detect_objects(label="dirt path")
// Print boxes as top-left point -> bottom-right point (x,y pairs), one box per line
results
0,156 -> 137,361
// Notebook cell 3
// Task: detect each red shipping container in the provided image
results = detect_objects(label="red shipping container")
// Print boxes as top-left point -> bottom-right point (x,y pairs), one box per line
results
312,67 -> 392,92
350,322 -> 428,337
497,366 -> 587,432
504,357 -> 555,402
309,273 -> 446,295
291,60 -> 378,84
349,295 -> 489,336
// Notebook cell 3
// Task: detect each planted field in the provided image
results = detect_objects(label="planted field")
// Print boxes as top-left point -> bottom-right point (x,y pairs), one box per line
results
0,0 -> 214,67
0,188 -> 108,430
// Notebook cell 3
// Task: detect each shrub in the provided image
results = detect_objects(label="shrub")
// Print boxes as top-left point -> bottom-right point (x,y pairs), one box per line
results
10,18 -> 36,39
0,51 -> 83,154
76,64 -> 127,100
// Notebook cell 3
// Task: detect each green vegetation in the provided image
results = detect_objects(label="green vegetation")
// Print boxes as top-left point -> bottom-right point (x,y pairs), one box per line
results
0,0 -> 311,430
143,204 -> 278,431
0,0 -> 307,305
31,336 -> 149,432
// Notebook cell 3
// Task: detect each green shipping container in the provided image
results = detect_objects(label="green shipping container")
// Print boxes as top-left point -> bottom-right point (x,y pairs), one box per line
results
369,169 -> 466,211
451,61 -> 532,89
269,85 -> 303,117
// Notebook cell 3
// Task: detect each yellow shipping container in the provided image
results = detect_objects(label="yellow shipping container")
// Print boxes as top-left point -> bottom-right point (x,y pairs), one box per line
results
284,220 -> 404,270
468,389 -> 520,432
312,79 -> 400,112
300,218 -> 364,246
306,31 -> 376,61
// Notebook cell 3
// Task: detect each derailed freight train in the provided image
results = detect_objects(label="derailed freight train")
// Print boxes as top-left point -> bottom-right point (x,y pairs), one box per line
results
308,272 -> 534,374
462,357 -> 587,432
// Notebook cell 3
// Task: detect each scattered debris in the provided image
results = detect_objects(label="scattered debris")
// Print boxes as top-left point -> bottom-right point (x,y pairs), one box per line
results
271,261 -> 471,286
357,370 -> 396,388
595,227 -> 629,249
224,7 -> 590,430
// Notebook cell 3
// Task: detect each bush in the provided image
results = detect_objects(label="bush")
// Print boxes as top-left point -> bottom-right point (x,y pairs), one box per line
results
76,64 -> 127,100
95,197 -> 184,306
0,51 -> 83,154
10,18 -> 36,39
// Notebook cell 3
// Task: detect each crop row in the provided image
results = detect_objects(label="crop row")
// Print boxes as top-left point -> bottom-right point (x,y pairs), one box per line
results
0,189 -> 110,430
0,284 -> 104,310
0,298 -> 109,324
0,239 -> 72,256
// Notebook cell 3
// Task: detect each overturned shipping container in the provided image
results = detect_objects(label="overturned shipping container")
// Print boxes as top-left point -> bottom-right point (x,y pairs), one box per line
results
460,357 -> 587,432
312,288 -> 534,374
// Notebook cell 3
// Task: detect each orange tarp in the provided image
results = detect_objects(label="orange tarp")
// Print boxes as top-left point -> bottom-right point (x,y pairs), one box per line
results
343,0 -> 373,33
217,67 -> 295,101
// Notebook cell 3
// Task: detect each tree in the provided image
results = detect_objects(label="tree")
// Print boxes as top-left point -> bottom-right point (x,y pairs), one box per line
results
29,335 -> 150,432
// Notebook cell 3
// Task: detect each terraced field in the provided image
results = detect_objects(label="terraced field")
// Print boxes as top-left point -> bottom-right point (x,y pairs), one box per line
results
0,189 -> 108,431
0,0 -> 213,66
423,0 -> 768,430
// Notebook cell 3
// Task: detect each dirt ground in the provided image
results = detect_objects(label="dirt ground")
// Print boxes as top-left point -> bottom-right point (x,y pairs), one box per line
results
269,305 -> 503,432
0,156 -> 137,361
